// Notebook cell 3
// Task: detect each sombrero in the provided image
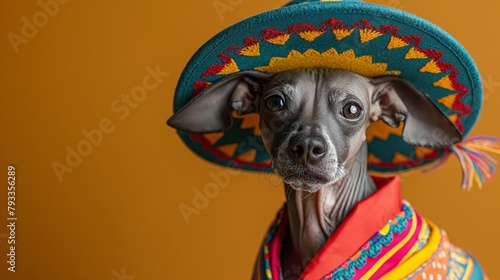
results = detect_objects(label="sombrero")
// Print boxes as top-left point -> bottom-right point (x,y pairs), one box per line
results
170,0 -> 500,189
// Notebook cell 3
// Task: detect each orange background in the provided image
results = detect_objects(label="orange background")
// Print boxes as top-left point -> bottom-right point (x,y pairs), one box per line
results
1,0 -> 499,279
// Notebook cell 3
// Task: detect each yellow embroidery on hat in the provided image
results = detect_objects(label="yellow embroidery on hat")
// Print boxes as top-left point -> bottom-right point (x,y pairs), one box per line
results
267,34 -> 290,45
366,120 -> 404,142
204,132 -> 224,145
448,114 -> 458,123
387,36 -> 410,49
433,74 -> 455,90
235,150 -> 257,163
359,29 -> 383,43
404,47 -> 428,59
420,60 -> 442,73
218,58 -> 240,75
255,48 -> 401,77
368,153 -> 383,165
333,28 -> 354,40
262,159 -> 272,166
232,111 -> 261,136
414,146 -> 435,159
239,43 -> 260,57
298,30 -> 325,42
218,143 -> 238,158
437,93 -> 458,109
392,152 -> 413,164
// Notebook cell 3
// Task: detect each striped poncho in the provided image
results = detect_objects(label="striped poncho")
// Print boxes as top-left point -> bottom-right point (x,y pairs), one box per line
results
252,177 -> 486,280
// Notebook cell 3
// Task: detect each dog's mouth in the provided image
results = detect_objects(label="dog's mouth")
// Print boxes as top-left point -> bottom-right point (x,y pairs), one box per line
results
280,169 -> 330,184
273,162 -> 345,192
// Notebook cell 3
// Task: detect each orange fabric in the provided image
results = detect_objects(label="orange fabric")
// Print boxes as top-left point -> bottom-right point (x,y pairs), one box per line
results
300,176 -> 402,280
408,231 -> 450,280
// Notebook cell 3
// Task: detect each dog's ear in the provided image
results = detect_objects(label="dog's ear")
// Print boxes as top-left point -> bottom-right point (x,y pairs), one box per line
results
167,70 -> 272,134
370,76 -> 462,147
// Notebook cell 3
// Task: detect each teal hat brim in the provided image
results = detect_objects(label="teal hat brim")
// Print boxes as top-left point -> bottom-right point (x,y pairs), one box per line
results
172,1 -> 482,173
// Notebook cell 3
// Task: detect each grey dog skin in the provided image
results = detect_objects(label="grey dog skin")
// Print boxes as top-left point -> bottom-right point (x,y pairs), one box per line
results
168,68 -> 461,278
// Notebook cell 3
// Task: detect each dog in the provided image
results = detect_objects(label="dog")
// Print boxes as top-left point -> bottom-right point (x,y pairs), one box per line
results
168,68 -> 486,279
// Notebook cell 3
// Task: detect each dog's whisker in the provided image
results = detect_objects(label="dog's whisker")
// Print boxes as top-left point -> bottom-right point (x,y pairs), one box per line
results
262,172 -> 283,188
302,190 -> 316,201
257,173 -> 270,188
286,186 -> 294,200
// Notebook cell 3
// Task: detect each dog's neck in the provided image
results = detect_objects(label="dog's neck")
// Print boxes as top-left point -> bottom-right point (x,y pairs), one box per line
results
282,142 -> 376,269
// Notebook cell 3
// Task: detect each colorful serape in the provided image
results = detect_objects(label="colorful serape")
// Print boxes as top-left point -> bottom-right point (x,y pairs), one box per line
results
252,177 -> 487,280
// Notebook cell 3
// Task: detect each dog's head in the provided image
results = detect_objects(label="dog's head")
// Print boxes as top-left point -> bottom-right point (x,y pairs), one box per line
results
168,69 -> 461,192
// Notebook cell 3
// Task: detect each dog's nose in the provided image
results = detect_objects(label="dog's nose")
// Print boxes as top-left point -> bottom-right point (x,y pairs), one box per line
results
289,135 -> 327,164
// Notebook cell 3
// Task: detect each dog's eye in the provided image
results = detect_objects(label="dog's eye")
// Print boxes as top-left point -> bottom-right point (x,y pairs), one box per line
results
265,96 -> 285,112
342,102 -> 362,119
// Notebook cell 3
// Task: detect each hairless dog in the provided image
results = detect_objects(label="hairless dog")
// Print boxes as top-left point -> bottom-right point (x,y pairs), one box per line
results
168,68 -> 461,277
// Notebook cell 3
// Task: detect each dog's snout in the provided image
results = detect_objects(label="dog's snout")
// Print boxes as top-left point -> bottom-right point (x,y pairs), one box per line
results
289,135 -> 327,164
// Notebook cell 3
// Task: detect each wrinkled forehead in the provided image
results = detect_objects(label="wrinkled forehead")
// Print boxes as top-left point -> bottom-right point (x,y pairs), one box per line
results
267,69 -> 373,103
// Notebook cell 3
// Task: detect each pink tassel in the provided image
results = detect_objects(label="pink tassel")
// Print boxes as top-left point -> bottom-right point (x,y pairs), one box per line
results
424,136 -> 500,190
